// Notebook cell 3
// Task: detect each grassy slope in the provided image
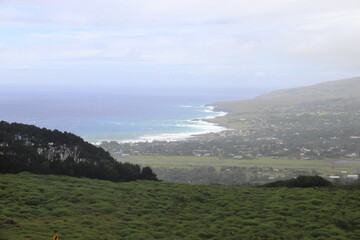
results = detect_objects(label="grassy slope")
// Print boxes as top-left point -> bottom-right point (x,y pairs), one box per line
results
213,77 -> 360,115
2,173 -> 360,239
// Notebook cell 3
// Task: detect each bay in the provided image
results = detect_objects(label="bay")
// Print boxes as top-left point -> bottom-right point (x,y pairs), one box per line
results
0,85 -> 265,143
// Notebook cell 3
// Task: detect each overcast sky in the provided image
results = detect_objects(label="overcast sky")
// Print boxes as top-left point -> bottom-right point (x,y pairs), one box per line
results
1,0 -> 360,89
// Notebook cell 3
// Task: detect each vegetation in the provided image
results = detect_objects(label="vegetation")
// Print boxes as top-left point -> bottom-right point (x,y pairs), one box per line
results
94,154 -> 360,185
100,77 -> 360,161
208,77 -> 360,160
261,175 -> 332,188
152,166 -> 324,186
2,172 -> 360,239
100,77 -> 360,185
213,77 -> 360,115
0,121 -> 157,182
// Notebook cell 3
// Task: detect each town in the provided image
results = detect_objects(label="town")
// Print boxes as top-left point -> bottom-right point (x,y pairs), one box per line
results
100,93 -> 360,185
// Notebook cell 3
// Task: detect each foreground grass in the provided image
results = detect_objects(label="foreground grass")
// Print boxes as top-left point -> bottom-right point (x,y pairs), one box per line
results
1,173 -> 360,239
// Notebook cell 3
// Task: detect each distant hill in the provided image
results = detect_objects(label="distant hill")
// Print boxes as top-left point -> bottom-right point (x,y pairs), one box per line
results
204,76 -> 360,161
0,121 -> 157,181
213,76 -> 360,114
257,76 -> 360,100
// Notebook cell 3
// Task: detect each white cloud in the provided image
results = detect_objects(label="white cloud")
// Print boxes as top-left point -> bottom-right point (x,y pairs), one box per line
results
0,0 -> 359,83
284,9 -> 360,70
1,0 -> 358,27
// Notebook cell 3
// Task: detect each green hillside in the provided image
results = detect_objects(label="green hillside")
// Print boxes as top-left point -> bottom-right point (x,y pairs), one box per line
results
212,76 -> 360,115
257,77 -> 360,100
2,173 -> 360,239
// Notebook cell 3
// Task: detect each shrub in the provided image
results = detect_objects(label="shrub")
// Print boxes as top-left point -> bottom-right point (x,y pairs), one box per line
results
261,175 -> 332,188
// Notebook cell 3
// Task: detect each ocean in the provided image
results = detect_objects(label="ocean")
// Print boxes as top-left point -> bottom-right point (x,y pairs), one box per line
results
0,85 -> 265,143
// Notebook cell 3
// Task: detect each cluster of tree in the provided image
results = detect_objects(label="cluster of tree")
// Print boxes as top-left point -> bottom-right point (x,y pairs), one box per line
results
261,175 -> 332,188
0,121 -> 157,181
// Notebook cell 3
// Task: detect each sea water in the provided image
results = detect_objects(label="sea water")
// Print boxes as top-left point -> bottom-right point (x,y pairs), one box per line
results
0,85 -> 263,143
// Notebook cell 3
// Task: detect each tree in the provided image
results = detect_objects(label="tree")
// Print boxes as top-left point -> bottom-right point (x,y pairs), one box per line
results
140,166 -> 158,181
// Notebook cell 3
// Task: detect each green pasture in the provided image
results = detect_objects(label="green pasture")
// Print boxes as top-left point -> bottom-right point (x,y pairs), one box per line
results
125,155 -> 360,174
2,173 -> 360,239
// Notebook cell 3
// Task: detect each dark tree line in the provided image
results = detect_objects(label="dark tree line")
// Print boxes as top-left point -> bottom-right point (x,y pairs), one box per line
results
261,175 -> 332,188
0,121 -> 157,181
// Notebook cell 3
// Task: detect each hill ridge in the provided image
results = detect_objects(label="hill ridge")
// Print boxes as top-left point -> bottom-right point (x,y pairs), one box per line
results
212,76 -> 360,114
256,76 -> 360,100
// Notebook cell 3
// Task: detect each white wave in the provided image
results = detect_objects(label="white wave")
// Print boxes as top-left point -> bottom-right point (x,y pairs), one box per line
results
197,105 -> 227,119
201,109 -> 214,113
132,105 -> 227,142
110,122 -> 124,125
174,123 -> 195,128
179,105 -> 195,108
203,111 -> 227,119
91,104 -> 229,144
138,125 -> 227,142
91,119 -> 227,144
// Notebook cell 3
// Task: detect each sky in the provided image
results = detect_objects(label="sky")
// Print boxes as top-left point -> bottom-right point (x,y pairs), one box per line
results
1,0 -> 360,90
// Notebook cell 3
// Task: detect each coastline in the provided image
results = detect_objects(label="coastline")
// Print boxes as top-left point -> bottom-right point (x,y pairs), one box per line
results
123,106 -> 229,143
93,105 -> 229,145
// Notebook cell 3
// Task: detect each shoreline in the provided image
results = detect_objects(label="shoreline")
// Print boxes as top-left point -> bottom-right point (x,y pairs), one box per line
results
93,105 -> 229,145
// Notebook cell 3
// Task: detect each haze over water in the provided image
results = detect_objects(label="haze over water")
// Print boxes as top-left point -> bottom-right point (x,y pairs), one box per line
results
0,85 -> 266,143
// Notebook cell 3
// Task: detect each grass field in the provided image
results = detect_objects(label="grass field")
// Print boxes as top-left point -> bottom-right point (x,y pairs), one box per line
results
124,155 -> 360,175
2,172 -> 360,239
